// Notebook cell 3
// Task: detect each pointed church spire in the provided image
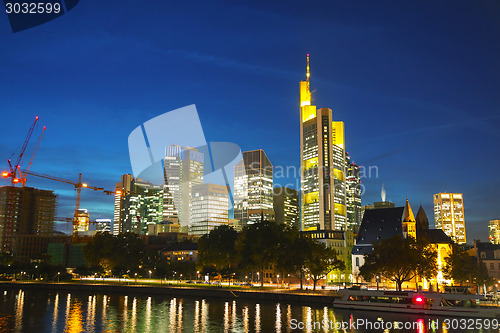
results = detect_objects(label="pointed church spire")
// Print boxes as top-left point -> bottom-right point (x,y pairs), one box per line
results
416,205 -> 429,231
402,197 -> 416,222
402,197 -> 417,239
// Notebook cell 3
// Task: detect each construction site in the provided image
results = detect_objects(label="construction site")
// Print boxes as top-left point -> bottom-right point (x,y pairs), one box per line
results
0,117 -> 114,264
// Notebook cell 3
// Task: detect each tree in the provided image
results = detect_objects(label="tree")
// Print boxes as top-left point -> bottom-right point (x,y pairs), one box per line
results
276,226 -> 308,289
198,225 -> 238,279
303,240 -> 345,291
83,232 -> 145,273
83,232 -> 116,268
444,245 -> 490,288
360,235 -> 437,291
236,221 -> 282,287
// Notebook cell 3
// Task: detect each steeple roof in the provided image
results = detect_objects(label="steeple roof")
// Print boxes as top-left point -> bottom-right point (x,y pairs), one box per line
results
402,197 -> 416,222
416,205 -> 429,231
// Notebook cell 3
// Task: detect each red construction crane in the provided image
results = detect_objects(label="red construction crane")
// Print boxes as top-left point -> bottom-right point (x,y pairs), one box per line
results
1,116 -> 44,252
20,125 -> 46,186
3,116 -> 40,185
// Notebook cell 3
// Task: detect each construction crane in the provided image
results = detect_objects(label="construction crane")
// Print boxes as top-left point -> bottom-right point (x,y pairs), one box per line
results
2,116 -> 40,185
21,170 -> 115,239
20,125 -> 46,186
1,116 -> 43,253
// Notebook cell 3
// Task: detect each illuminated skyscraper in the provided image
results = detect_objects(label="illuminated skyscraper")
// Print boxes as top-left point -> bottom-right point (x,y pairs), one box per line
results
489,220 -> 500,244
433,193 -> 466,244
162,145 -> 182,225
113,174 -> 134,235
300,54 -> 347,231
114,175 -> 163,235
162,145 -> 204,231
273,186 -> 299,229
234,150 -> 274,226
346,154 -> 362,231
190,183 -> 229,235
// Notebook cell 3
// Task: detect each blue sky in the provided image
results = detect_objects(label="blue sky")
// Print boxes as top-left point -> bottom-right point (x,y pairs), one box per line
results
0,1 -> 498,240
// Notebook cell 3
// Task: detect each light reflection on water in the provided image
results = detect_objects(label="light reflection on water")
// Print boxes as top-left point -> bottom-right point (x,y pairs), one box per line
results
0,288 -> 497,332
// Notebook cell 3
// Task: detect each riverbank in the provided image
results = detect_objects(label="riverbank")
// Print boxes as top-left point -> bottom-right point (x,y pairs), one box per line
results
0,281 -> 339,305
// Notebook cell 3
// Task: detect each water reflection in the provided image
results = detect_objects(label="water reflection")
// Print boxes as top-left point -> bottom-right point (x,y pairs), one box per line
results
64,299 -> 83,333
0,288 -> 496,332
242,305 -> 249,333
14,289 -> 23,332
255,303 -> 261,332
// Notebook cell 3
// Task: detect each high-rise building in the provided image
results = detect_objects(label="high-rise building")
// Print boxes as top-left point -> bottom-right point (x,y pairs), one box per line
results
489,220 -> 500,244
113,174 -> 134,235
300,54 -> 347,231
113,175 -> 163,235
190,183 -> 229,236
162,145 -> 203,232
434,193 -> 466,244
162,145 -> 182,225
273,186 -> 299,229
122,179 -> 163,234
0,186 -> 56,254
346,154 -> 362,231
234,150 -> 274,226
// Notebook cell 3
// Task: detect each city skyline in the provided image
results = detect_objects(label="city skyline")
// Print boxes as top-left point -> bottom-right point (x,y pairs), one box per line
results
0,1 -> 498,241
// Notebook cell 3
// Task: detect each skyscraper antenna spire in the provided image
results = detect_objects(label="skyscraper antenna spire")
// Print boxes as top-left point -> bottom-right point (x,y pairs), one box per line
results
306,54 -> 310,91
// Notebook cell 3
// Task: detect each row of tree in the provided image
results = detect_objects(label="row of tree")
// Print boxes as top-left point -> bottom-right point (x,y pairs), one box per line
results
359,235 -> 490,291
198,222 -> 345,290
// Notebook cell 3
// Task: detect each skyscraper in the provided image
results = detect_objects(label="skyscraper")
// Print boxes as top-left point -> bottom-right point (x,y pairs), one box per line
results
114,175 -> 163,235
273,186 -> 299,229
0,186 -> 56,254
433,193 -> 466,244
234,150 -> 274,226
162,145 -> 204,231
489,220 -> 500,244
346,154 -> 362,231
300,54 -> 347,231
190,183 -> 229,235
113,174 -> 134,235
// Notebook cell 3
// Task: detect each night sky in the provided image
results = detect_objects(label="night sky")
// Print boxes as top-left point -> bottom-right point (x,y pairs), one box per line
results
0,1 -> 498,240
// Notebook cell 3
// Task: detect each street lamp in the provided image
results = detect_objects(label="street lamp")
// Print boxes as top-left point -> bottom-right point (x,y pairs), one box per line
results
277,274 -> 280,288
149,270 -> 152,280
135,273 -> 137,283
57,272 -> 60,283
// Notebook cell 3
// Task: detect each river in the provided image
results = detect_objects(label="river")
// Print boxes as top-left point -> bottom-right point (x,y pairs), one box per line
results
0,287 -> 497,332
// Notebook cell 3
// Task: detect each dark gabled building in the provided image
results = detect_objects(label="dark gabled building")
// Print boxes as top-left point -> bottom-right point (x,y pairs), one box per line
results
352,206 -> 404,277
